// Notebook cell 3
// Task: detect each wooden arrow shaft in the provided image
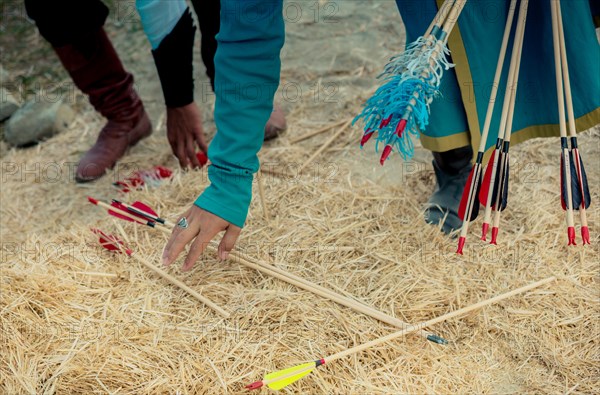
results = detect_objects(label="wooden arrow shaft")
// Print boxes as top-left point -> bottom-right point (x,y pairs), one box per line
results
95,226 -> 230,318
500,0 -> 527,145
254,277 -> 555,388
458,163 -> 482,240
551,0 -> 575,229
128,251 -> 230,318
226,250 -> 438,340
456,0 -> 518,244
556,2 -> 588,228
482,0 -> 528,229
476,0 -> 517,154
325,276 -> 556,363
99,200 -> 441,341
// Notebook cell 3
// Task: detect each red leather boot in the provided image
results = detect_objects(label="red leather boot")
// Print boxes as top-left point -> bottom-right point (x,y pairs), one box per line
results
53,28 -> 151,182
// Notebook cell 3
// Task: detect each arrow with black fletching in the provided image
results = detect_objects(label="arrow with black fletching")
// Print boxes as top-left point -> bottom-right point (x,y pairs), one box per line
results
245,276 -> 556,391
482,0 -> 528,245
555,1 -> 591,244
455,0 -> 517,254
551,0 -> 578,245
90,227 -> 230,317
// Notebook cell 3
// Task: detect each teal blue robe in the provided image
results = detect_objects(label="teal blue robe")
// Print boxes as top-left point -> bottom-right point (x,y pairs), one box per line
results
396,0 -> 600,159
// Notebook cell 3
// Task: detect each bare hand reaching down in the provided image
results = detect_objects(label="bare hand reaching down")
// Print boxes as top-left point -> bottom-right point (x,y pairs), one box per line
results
166,102 -> 208,169
162,205 -> 242,271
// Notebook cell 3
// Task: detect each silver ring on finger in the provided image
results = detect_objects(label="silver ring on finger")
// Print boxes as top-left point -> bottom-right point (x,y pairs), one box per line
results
177,217 -> 189,229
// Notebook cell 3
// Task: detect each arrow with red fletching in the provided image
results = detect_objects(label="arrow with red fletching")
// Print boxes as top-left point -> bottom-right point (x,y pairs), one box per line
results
111,199 -> 174,227
455,0 -> 518,254
88,197 -> 162,229
478,0 -> 528,246
87,197 -> 448,344
92,228 -> 133,255
90,227 -> 230,317
555,2 -> 591,245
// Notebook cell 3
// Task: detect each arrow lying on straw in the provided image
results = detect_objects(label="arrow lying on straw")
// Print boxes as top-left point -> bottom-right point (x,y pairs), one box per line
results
91,228 -> 230,318
455,0 -> 518,254
112,199 -> 173,226
478,0 -> 529,245
245,276 -> 556,391
87,196 -> 448,345
355,0 -> 465,164
553,0 -> 591,245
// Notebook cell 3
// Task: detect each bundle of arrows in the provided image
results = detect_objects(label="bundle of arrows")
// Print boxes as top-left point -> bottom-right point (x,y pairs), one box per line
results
354,0 -> 465,164
87,196 -> 449,344
454,0 -> 591,254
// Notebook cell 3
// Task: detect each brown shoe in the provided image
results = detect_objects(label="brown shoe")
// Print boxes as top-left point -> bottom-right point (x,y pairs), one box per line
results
264,104 -> 287,141
52,27 -> 152,182
76,109 -> 151,182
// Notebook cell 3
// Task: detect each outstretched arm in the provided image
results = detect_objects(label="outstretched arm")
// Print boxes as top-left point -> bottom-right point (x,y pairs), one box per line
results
162,0 -> 285,270
136,0 -> 207,167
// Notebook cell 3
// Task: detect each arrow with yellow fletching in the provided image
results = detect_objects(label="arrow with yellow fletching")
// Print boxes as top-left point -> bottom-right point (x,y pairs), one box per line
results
246,276 -> 556,391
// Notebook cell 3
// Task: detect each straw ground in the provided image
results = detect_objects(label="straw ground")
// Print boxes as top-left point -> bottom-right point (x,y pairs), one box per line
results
1,1 -> 599,393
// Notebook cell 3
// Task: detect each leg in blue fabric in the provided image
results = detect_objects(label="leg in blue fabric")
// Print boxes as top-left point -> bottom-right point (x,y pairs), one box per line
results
395,0 -> 473,235
426,146 -> 473,235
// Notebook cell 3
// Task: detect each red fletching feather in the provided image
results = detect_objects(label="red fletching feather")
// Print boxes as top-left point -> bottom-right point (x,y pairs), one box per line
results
91,228 -> 132,255
131,201 -> 158,217
108,201 -> 137,223
395,119 -> 407,138
560,155 -> 567,210
380,145 -> 392,166
479,150 -> 496,206
196,152 -> 208,166
458,166 -> 476,220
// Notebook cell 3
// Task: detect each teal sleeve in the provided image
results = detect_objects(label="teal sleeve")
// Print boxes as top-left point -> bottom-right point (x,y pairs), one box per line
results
136,0 -> 187,49
195,0 -> 285,228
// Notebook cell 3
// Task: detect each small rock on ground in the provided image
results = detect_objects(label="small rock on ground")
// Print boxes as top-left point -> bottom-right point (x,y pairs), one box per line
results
0,87 -> 20,121
0,65 -> 9,86
4,99 -> 74,146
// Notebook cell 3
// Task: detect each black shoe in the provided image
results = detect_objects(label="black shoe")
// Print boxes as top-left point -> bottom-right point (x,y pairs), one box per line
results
424,159 -> 472,235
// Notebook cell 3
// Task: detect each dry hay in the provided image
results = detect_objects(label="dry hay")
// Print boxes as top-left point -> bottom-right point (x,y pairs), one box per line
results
2,1 -> 600,394
1,113 -> 598,394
